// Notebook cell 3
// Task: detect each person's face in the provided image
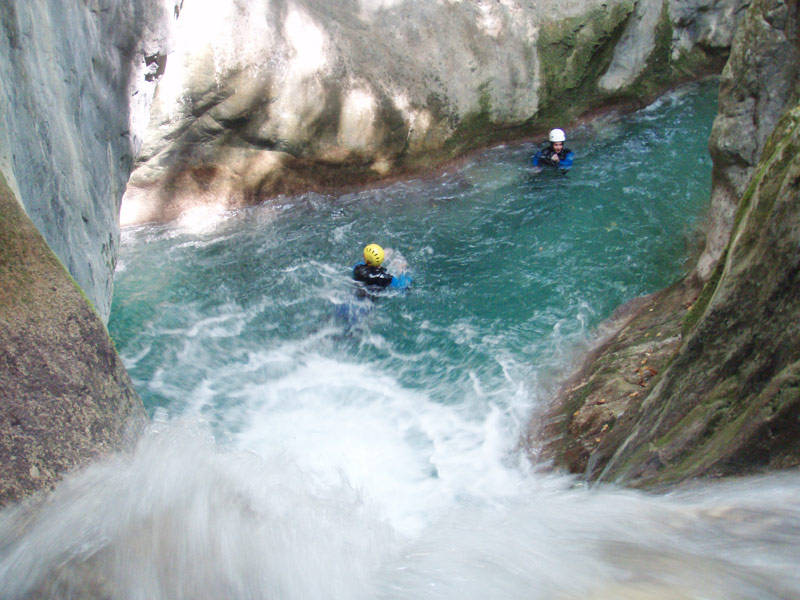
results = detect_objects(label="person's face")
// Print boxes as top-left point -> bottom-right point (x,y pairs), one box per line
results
552,141 -> 563,152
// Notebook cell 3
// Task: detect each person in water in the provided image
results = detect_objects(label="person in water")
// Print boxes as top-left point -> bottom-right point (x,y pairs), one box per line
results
531,128 -> 574,173
334,243 -> 411,329
353,243 -> 411,298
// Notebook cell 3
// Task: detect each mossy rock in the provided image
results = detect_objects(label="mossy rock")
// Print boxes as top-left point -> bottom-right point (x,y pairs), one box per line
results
0,171 -> 147,507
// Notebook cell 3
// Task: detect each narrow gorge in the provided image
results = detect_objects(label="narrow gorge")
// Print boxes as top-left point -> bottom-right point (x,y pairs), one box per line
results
1,1 -> 799,595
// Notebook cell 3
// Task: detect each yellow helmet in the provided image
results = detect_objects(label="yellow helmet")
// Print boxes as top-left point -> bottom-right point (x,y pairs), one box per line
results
363,243 -> 384,267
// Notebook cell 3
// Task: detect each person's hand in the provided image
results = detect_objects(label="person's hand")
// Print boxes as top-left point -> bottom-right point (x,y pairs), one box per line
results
385,248 -> 408,274
393,257 -> 408,274
551,152 -> 560,163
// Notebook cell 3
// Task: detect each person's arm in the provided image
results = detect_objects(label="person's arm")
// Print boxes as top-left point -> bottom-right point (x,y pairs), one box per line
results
560,151 -> 574,169
538,149 -> 558,167
389,273 -> 412,290
531,150 -> 543,167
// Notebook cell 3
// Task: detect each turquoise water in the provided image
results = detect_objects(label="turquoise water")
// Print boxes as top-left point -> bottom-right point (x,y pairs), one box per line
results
107,79 -> 721,542
6,79 -> 800,599
110,81 -> 716,424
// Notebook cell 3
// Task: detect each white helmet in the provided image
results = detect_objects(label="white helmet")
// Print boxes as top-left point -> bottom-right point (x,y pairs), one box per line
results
549,128 -> 566,143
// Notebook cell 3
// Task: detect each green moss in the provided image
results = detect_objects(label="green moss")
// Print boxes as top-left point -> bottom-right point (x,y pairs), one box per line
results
734,112 -> 800,254
733,106 -> 800,233
683,249 -> 725,336
0,171 -> 102,321
536,1 -> 635,122
560,378 -> 599,430
610,2 -> 675,104
0,172 -> 40,309
621,363 -> 800,487
446,82 -> 496,152
651,401 -> 715,452
684,104 -> 800,338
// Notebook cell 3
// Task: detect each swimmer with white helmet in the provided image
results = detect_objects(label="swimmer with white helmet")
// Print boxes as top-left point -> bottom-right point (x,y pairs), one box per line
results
531,128 -> 574,173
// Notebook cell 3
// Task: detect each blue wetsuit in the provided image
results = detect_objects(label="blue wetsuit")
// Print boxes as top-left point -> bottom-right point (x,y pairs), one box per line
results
532,144 -> 574,170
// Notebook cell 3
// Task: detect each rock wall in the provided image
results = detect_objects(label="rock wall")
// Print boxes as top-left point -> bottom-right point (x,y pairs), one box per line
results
0,0 -> 176,322
697,0 -> 800,280
533,0 -> 800,488
122,0 -> 748,225
0,0 -> 177,505
0,172 -> 146,506
0,0 -> 775,504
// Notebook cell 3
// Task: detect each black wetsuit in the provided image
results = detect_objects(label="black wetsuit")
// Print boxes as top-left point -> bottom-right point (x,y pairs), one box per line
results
532,144 -> 574,168
353,263 -> 394,299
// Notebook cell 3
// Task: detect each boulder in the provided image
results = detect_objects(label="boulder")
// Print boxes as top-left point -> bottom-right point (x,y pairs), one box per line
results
0,172 -> 146,507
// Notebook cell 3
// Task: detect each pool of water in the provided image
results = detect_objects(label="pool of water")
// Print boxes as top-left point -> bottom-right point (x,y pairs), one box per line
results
111,77 -> 718,544
110,80 -> 717,439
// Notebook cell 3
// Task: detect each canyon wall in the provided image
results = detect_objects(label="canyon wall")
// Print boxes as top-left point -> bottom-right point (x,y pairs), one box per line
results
0,172 -> 146,506
0,0 -> 177,505
534,0 -> 800,488
1,0 -> 176,321
122,0 -> 747,225
0,0 -> 782,504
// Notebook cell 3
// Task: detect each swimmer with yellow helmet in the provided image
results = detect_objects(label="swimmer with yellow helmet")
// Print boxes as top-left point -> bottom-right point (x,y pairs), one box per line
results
353,243 -> 412,297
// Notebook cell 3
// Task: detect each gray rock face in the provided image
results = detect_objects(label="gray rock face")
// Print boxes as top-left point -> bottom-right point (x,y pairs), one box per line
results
669,0 -> 750,57
0,0 -> 175,506
697,0 -> 800,280
122,0 -> 748,225
0,0 -> 770,506
600,0 -> 749,92
0,0 -> 176,322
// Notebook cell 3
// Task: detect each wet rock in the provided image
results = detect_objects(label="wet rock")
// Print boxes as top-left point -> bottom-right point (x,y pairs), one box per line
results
0,173 -> 147,507
697,0 -> 800,281
533,101 -> 800,488
531,0 -> 800,489
531,278 -> 699,480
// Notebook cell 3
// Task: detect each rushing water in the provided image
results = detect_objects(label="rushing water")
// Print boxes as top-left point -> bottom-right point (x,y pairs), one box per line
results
4,79 -> 800,599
